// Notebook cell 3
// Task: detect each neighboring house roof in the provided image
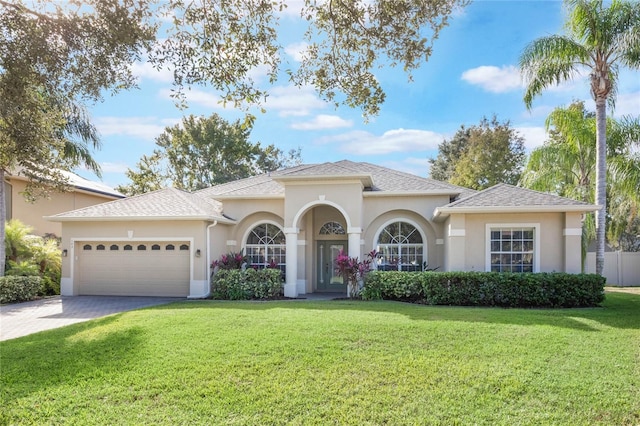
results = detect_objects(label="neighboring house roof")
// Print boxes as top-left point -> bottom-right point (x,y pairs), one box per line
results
59,170 -> 125,198
197,160 -> 475,199
46,187 -> 233,223
433,183 -> 600,220
7,169 -> 124,199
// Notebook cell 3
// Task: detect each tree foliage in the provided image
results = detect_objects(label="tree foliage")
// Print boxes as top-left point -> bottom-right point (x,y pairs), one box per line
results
117,114 -> 302,195
520,101 -> 640,252
153,0 -> 469,118
519,0 -> 640,273
428,126 -> 470,182
0,0 -> 156,275
429,116 -> 526,190
4,219 -> 61,294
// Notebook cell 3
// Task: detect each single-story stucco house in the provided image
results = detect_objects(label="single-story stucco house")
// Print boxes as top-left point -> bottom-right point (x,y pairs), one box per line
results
47,160 -> 598,298
4,169 -> 124,236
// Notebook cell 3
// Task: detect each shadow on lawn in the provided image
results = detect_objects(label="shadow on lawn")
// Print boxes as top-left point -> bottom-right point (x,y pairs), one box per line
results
0,315 -> 144,403
162,291 -> 640,332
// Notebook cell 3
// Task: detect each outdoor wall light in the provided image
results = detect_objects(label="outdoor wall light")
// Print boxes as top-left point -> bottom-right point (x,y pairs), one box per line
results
62,249 -> 68,257
195,249 -> 201,258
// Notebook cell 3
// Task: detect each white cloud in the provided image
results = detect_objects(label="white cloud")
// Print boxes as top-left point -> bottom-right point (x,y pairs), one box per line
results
265,85 -> 328,116
285,42 -> 309,62
521,104 -> 555,119
318,128 -> 444,155
461,65 -> 522,93
515,126 -> 548,151
291,114 -> 352,130
278,0 -> 307,18
613,91 -> 640,118
462,65 -> 589,95
157,88 -> 228,110
404,157 -> 433,167
131,61 -> 174,84
95,116 -> 180,141
100,162 -> 130,174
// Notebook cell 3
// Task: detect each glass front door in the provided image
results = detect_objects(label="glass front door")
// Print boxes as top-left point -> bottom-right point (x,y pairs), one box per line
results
316,241 -> 347,292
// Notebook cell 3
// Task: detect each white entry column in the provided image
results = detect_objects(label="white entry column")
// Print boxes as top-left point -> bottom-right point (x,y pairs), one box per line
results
347,227 -> 362,260
284,227 -> 299,298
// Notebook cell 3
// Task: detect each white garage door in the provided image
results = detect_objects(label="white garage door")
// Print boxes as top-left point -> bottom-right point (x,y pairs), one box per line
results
78,241 -> 190,297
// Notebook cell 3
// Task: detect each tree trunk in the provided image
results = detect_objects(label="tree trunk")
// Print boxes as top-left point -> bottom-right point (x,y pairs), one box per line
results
594,97 -> 607,276
0,168 -> 6,277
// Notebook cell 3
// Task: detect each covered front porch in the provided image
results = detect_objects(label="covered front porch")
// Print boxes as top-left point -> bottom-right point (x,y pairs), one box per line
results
283,202 -> 362,298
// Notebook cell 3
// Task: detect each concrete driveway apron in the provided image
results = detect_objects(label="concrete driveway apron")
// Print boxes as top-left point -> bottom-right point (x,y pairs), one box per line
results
1,296 -> 178,341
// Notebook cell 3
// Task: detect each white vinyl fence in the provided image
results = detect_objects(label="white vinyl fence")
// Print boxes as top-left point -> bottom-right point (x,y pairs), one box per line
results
586,252 -> 640,286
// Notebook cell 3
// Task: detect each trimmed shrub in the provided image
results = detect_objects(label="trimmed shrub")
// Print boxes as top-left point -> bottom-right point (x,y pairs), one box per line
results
362,271 -> 605,308
0,276 -> 43,304
211,268 -> 283,300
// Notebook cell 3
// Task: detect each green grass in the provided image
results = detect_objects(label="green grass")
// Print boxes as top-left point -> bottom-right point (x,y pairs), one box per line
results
2,293 -> 639,425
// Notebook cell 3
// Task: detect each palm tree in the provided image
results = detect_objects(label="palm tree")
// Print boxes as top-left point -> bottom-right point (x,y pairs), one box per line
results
519,0 -> 640,275
4,219 -> 33,264
1,91 -> 101,275
520,102 -> 640,267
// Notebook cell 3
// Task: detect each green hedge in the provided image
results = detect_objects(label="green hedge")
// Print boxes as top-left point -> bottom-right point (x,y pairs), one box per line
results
0,276 -> 44,304
211,268 -> 283,300
361,271 -> 606,308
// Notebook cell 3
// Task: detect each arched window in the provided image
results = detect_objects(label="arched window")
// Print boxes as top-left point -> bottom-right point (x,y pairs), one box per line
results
152,244 -> 161,251
137,244 -> 147,251
83,244 -> 92,251
96,244 -> 105,251
245,223 -> 286,273
124,244 -> 133,251
166,244 -> 175,251
376,221 -> 425,272
319,221 -> 346,235
179,244 -> 189,251
110,244 -> 119,251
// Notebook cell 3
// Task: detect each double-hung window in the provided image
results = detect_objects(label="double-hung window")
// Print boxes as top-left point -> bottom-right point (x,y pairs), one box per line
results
487,224 -> 539,272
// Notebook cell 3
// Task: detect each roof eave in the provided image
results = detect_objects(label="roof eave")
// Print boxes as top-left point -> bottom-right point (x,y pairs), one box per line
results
273,173 -> 374,188
73,187 -> 125,199
433,204 -> 601,221
363,190 -> 461,197
205,194 -> 285,200
45,215 -> 236,224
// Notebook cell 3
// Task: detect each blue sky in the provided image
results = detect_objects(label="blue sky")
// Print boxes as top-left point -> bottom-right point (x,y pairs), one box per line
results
86,0 -> 640,189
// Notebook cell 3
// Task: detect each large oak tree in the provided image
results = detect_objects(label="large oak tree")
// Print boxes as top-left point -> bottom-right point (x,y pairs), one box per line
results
429,116 -> 526,190
1,0 -> 468,275
117,114 -> 302,195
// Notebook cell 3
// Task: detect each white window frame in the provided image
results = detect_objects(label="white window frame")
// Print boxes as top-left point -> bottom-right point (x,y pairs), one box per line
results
485,223 -> 540,273
374,218 -> 427,272
242,221 -> 286,271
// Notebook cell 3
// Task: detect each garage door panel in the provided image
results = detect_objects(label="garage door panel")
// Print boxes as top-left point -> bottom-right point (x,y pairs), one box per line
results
78,241 -> 190,297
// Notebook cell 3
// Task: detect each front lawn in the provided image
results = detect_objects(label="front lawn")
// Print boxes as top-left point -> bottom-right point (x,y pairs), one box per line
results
2,293 -> 639,425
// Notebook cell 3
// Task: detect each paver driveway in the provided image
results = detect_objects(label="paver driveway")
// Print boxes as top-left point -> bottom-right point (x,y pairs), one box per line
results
0,296 -> 179,341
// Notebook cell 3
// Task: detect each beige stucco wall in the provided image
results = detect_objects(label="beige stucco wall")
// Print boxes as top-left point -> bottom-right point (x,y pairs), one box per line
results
445,212 -> 581,273
59,220 -> 212,296
284,180 -> 364,229
207,188 -> 448,293
8,178 -> 119,236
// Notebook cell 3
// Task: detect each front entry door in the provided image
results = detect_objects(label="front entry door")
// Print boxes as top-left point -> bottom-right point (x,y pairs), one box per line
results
316,241 -> 347,292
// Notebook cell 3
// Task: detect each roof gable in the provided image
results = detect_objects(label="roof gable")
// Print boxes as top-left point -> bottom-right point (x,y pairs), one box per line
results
433,183 -> 598,219
196,160 -> 474,198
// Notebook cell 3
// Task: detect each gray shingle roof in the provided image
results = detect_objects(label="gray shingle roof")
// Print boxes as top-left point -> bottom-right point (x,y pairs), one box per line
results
197,160 -> 474,198
434,183 -> 599,219
47,187 -> 231,222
